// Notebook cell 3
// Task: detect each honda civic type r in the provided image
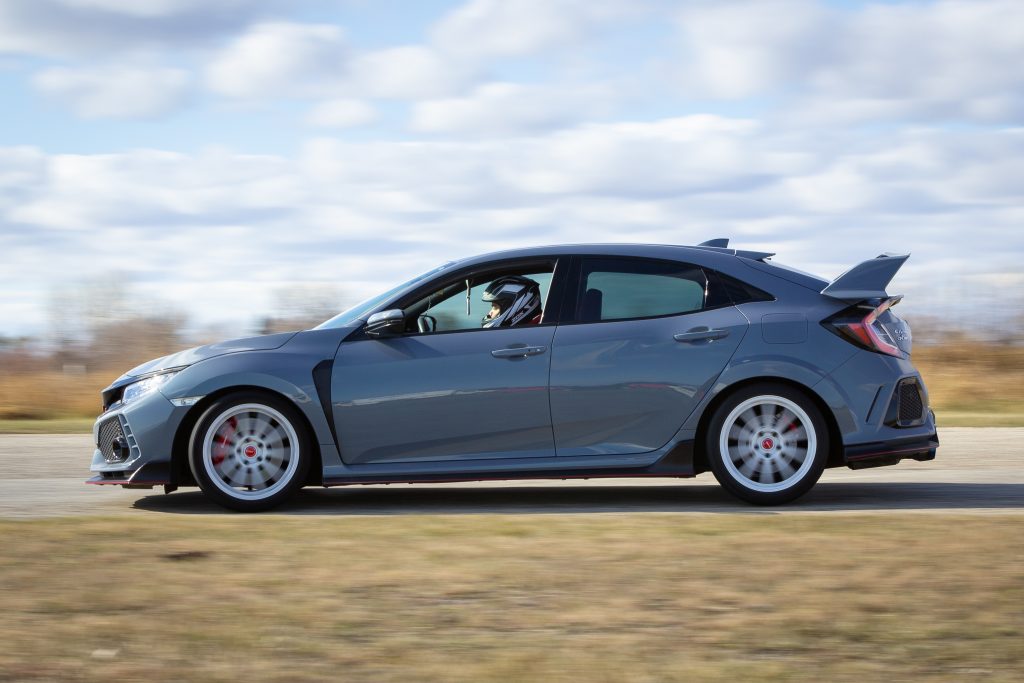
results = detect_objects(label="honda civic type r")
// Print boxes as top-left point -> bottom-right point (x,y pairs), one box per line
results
88,240 -> 938,511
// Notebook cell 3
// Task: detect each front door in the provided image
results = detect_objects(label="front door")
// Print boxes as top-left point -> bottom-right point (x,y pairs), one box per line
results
331,261 -> 561,465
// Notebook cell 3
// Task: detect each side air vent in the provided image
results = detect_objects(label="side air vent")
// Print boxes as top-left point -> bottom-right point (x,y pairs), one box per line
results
899,381 -> 924,424
885,378 -> 926,428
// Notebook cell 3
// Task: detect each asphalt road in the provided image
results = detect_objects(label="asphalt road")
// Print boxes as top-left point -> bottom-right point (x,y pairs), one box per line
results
1,428 -> 1021,518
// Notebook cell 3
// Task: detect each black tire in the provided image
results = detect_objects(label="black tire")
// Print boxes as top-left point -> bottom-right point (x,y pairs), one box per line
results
705,383 -> 829,505
188,391 -> 311,512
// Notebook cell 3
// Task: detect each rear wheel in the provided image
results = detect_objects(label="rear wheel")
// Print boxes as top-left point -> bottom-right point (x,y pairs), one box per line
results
706,383 -> 828,505
189,392 -> 311,512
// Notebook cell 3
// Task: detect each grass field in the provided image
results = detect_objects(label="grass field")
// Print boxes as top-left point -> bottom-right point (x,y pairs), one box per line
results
1,514 -> 1021,682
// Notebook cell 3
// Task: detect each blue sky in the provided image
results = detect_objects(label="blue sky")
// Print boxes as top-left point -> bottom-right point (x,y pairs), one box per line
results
1,0 -> 1022,338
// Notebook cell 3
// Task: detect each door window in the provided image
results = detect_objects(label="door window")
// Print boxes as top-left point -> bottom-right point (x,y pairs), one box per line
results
403,264 -> 555,333
576,258 -> 708,323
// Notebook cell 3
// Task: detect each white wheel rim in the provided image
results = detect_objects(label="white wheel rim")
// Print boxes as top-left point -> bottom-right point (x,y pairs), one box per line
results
202,403 -> 300,501
719,395 -> 817,493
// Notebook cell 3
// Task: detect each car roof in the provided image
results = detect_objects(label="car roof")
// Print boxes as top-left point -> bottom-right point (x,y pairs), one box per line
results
449,242 -> 828,293
459,242 -> 774,265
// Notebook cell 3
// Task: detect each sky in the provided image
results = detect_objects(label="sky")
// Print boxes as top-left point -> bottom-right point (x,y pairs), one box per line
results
1,0 -> 1023,338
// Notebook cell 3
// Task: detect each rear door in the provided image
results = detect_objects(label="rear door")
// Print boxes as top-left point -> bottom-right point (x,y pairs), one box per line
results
549,256 -> 747,456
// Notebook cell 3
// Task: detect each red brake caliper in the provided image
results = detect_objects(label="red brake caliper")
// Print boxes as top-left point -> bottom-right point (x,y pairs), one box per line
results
211,416 -> 237,466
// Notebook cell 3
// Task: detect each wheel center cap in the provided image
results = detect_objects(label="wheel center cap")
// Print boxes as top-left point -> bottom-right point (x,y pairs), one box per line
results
243,445 -> 258,458
761,438 -> 775,450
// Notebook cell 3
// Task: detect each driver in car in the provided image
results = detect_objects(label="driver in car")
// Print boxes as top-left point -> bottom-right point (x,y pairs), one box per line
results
481,276 -> 543,327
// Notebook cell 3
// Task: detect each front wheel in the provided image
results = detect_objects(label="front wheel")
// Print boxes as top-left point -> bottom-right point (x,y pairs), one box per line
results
189,392 -> 311,512
706,384 -> 829,505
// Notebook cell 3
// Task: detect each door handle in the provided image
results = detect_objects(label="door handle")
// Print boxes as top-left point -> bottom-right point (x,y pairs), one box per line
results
674,328 -> 730,343
491,345 -> 547,359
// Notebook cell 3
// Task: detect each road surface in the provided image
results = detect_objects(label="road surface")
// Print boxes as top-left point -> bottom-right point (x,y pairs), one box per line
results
1,428 -> 1021,518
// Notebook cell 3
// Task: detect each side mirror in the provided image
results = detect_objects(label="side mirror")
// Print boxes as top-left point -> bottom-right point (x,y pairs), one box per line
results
417,315 -> 437,334
365,309 -> 405,337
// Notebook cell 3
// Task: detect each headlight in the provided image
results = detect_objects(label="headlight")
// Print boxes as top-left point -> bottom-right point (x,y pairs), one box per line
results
121,370 -> 180,406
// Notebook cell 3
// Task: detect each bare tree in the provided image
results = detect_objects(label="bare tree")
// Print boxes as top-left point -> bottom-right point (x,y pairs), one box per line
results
261,283 -> 347,334
46,276 -> 187,371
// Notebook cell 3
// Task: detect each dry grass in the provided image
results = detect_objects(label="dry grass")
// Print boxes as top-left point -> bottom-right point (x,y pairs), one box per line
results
0,371 -> 109,420
0,514 -> 1021,682
0,417 -> 94,434
915,344 -> 1024,416
1,343 -> 1021,427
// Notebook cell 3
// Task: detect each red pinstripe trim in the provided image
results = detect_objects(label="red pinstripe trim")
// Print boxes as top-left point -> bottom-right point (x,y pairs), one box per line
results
846,443 -> 937,461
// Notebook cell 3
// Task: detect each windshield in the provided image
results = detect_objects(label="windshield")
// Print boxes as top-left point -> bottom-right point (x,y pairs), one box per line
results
314,262 -> 455,329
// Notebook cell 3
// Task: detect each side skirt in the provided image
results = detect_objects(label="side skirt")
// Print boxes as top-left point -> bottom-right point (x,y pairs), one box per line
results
323,441 -> 695,487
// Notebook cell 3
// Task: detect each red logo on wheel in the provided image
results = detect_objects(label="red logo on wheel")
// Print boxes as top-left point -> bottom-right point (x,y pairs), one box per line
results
244,445 -> 257,458
761,438 -> 774,450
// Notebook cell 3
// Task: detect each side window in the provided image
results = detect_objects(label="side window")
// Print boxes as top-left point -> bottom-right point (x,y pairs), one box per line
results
405,265 -> 554,333
707,270 -> 774,306
577,258 -> 707,323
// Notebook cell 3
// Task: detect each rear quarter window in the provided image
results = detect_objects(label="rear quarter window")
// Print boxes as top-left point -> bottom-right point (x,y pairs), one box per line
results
706,270 -> 775,306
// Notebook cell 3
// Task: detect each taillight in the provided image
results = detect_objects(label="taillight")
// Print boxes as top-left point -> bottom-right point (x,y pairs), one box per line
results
824,296 -> 905,357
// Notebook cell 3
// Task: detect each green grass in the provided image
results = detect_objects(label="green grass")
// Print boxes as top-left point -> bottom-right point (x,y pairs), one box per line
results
0,514 -> 1021,682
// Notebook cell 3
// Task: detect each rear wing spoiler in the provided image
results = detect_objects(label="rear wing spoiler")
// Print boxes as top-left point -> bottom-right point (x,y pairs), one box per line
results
821,253 -> 909,301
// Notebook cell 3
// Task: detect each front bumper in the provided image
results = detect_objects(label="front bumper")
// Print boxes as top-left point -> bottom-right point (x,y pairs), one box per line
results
88,387 -> 190,487
86,461 -> 176,488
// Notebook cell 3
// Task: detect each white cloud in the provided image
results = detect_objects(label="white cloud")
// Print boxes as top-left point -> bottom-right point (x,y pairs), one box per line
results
489,116 -> 791,197
411,82 -> 613,136
305,99 -> 377,128
431,0 -> 637,59
8,147 -> 306,231
351,45 -> 472,100
204,35 -> 472,104
676,0 -> 1024,123
676,0 -> 831,99
3,120 -> 1023,335
0,147 -> 47,210
205,22 -> 349,99
56,1 -> 245,17
3,1 -> 1024,336
0,0 -> 282,57
32,65 -> 190,119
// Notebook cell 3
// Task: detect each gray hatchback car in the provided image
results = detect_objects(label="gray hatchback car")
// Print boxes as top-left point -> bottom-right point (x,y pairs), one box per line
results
89,240 -> 938,511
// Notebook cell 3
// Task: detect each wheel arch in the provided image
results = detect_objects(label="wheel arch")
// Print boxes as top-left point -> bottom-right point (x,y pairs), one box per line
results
170,385 -> 323,487
692,376 -> 844,475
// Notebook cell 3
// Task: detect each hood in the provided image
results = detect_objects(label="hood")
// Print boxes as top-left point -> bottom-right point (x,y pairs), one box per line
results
121,331 -> 299,380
